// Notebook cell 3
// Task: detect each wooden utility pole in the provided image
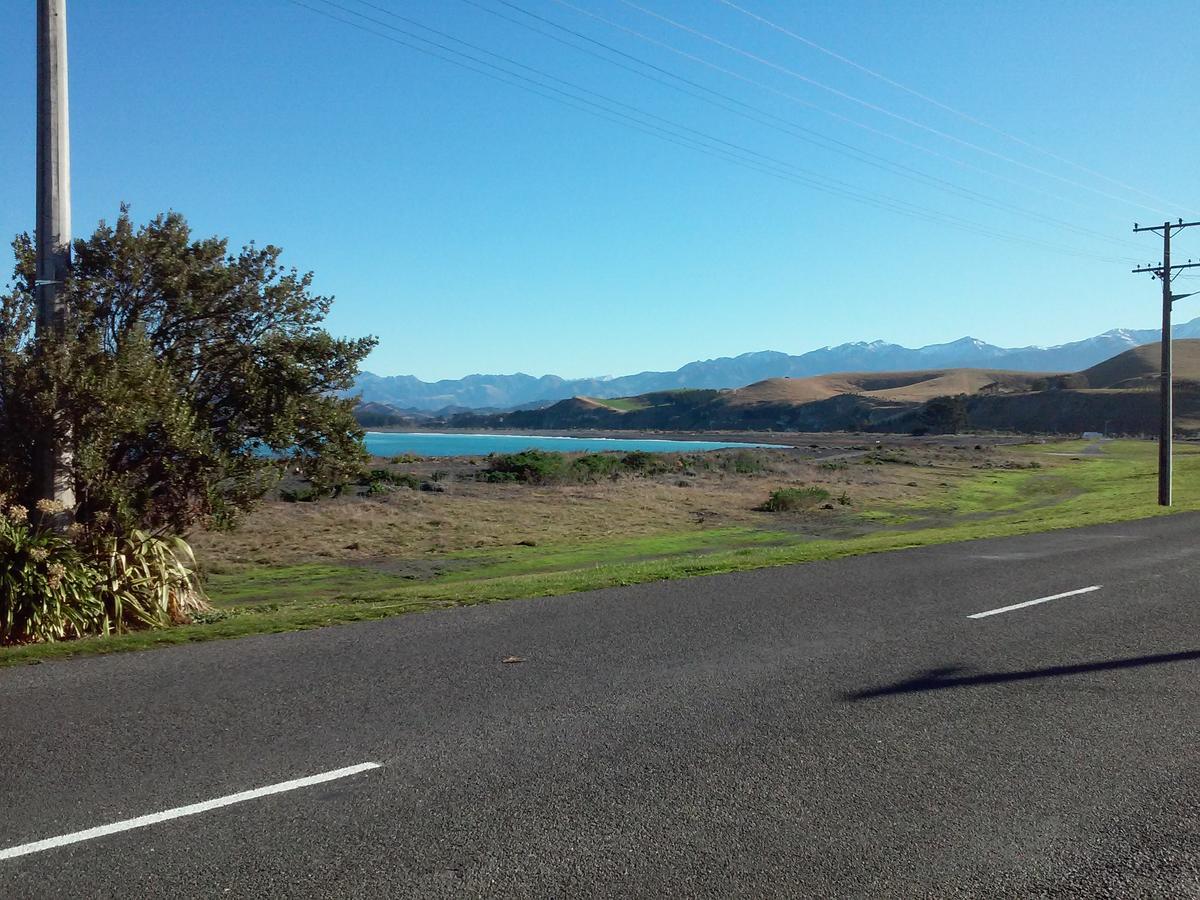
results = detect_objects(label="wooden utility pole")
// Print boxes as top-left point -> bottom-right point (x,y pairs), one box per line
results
35,0 -> 74,513
1133,220 -> 1200,507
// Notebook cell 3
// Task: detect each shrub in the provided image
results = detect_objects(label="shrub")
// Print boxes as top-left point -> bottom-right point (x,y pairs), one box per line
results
87,530 -> 209,631
481,449 -> 678,484
719,451 -> 766,475
481,450 -> 569,484
0,496 -> 209,644
758,486 -> 830,512
572,454 -> 624,483
360,469 -> 420,493
621,450 -> 669,474
479,469 -> 520,484
0,501 -> 103,643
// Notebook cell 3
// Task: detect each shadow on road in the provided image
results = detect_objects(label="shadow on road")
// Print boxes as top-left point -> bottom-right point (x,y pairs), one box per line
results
846,650 -> 1200,701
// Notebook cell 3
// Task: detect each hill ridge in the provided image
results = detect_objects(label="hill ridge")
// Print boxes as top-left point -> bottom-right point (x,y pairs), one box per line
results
352,317 -> 1200,412
437,341 -> 1200,436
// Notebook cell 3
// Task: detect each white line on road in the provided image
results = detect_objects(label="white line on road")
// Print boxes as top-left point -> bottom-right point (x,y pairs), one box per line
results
0,762 -> 381,862
967,585 -> 1102,619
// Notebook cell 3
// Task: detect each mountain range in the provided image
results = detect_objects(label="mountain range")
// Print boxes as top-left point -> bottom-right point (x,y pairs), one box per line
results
447,341 -> 1200,437
350,316 -> 1200,413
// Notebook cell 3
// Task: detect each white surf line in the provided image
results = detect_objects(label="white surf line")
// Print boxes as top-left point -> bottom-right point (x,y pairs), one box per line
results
0,762 -> 380,862
967,585 -> 1102,620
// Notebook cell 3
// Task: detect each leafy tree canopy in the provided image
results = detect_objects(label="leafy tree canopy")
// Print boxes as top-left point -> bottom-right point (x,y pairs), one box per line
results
0,207 -> 376,534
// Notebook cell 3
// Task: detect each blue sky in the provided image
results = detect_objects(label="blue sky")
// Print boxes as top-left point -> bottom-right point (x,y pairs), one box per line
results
2,1 -> 1198,380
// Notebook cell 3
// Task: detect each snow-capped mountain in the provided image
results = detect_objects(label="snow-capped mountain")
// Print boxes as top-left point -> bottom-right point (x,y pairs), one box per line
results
350,316 -> 1200,411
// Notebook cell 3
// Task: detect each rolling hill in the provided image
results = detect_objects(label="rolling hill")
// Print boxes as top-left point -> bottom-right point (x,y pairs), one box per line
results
444,341 -> 1200,436
350,316 -> 1200,411
1054,340 -> 1200,390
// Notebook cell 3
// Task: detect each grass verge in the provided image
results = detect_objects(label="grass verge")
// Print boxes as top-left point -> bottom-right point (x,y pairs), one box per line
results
3,440 -> 1198,666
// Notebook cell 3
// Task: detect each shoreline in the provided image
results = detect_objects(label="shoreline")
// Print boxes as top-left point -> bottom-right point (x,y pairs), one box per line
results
363,429 -> 792,448
361,427 -> 1033,450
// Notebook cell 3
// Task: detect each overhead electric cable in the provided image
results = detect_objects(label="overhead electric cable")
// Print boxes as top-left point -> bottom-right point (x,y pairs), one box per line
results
286,1 -> 787,162
462,0 -> 1143,251
615,0 -> 1172,216
711,0 -> 1191,213
286,0 -> 1139,264
336,1 -> 1139,258
549,0 -> 1130,221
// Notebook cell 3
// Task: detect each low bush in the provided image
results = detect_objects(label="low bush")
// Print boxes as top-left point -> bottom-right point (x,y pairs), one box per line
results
361,469 -> 421,494
621,451 -> 669,474
572,453 -> 624,483
88,529 -> 209,630
0,502 -> 103,643
480,450 -> 570,484
758,486 -> 831,512
719,451 -> 766,475
481,450 -> 669,485
478,448 -> 762,485
0,497 -> 209,645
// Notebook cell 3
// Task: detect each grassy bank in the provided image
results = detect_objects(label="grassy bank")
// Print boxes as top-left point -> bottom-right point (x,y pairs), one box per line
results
4,439 -> 1197,666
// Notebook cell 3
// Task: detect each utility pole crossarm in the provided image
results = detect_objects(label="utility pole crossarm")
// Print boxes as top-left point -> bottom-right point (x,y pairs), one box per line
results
1131,261 -> 1200,275
1133,221 -> 1200,233
1131,219 -> 1199,507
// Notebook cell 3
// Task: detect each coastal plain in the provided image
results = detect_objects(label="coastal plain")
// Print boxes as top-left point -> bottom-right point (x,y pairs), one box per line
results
4,434 -> 1197,665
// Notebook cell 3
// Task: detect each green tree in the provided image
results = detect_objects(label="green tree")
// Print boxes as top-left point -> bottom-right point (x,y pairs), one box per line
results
0,207 -> 376,534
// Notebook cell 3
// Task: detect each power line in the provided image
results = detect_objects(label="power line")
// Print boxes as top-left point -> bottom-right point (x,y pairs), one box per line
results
711,0 -> 1192,214
462,0 -> 1143,252
331,0 -> 950,194
285,0 -> 813,170
312,0 -> 1142,263
1131,220 -> 1200,506
337,0 -> 1145,261
615,0 -> 1172,217
549,0 -> 1135,223
286,0 -> 1137,263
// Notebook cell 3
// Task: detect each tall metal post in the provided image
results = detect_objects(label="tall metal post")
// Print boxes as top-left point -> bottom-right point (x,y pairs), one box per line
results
35,0 -> 75,512
1133,220 -> 1200,507
1158,223 -> 1172,506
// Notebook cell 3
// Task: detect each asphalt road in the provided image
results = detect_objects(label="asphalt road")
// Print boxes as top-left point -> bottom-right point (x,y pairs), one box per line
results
2,513 -> 1199,898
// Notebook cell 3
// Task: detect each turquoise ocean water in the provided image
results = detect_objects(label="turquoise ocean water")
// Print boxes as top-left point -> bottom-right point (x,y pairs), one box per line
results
363,432 -> 786,458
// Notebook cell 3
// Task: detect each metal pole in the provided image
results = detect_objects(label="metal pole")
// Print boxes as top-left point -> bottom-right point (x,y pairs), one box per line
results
1159,222 -> 1172,507
35,0 -> 75,513
1134,221 -> 1200,506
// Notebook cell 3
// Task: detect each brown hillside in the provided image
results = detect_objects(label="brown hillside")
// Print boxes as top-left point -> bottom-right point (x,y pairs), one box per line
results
1075,339 -> 1200,389
725,369 -> 1049,406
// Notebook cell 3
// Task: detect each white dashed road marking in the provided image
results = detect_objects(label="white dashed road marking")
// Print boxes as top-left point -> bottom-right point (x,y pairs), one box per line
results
967,585 -> 1102,620
0,762 -> 381,861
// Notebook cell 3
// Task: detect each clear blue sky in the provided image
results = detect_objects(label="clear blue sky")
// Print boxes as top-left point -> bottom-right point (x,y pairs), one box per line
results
2,1 -> 1198,380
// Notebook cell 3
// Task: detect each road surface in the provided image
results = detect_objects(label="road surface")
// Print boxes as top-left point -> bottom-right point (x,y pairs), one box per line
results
2,513 -> 1198,897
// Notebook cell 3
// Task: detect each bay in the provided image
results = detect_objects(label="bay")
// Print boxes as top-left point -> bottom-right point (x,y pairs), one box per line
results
364,432 -> 787,458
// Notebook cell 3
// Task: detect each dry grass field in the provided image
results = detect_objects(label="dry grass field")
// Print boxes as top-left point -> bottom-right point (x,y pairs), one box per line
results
189,440 -> 1005,574
7,435 -> 1200,666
